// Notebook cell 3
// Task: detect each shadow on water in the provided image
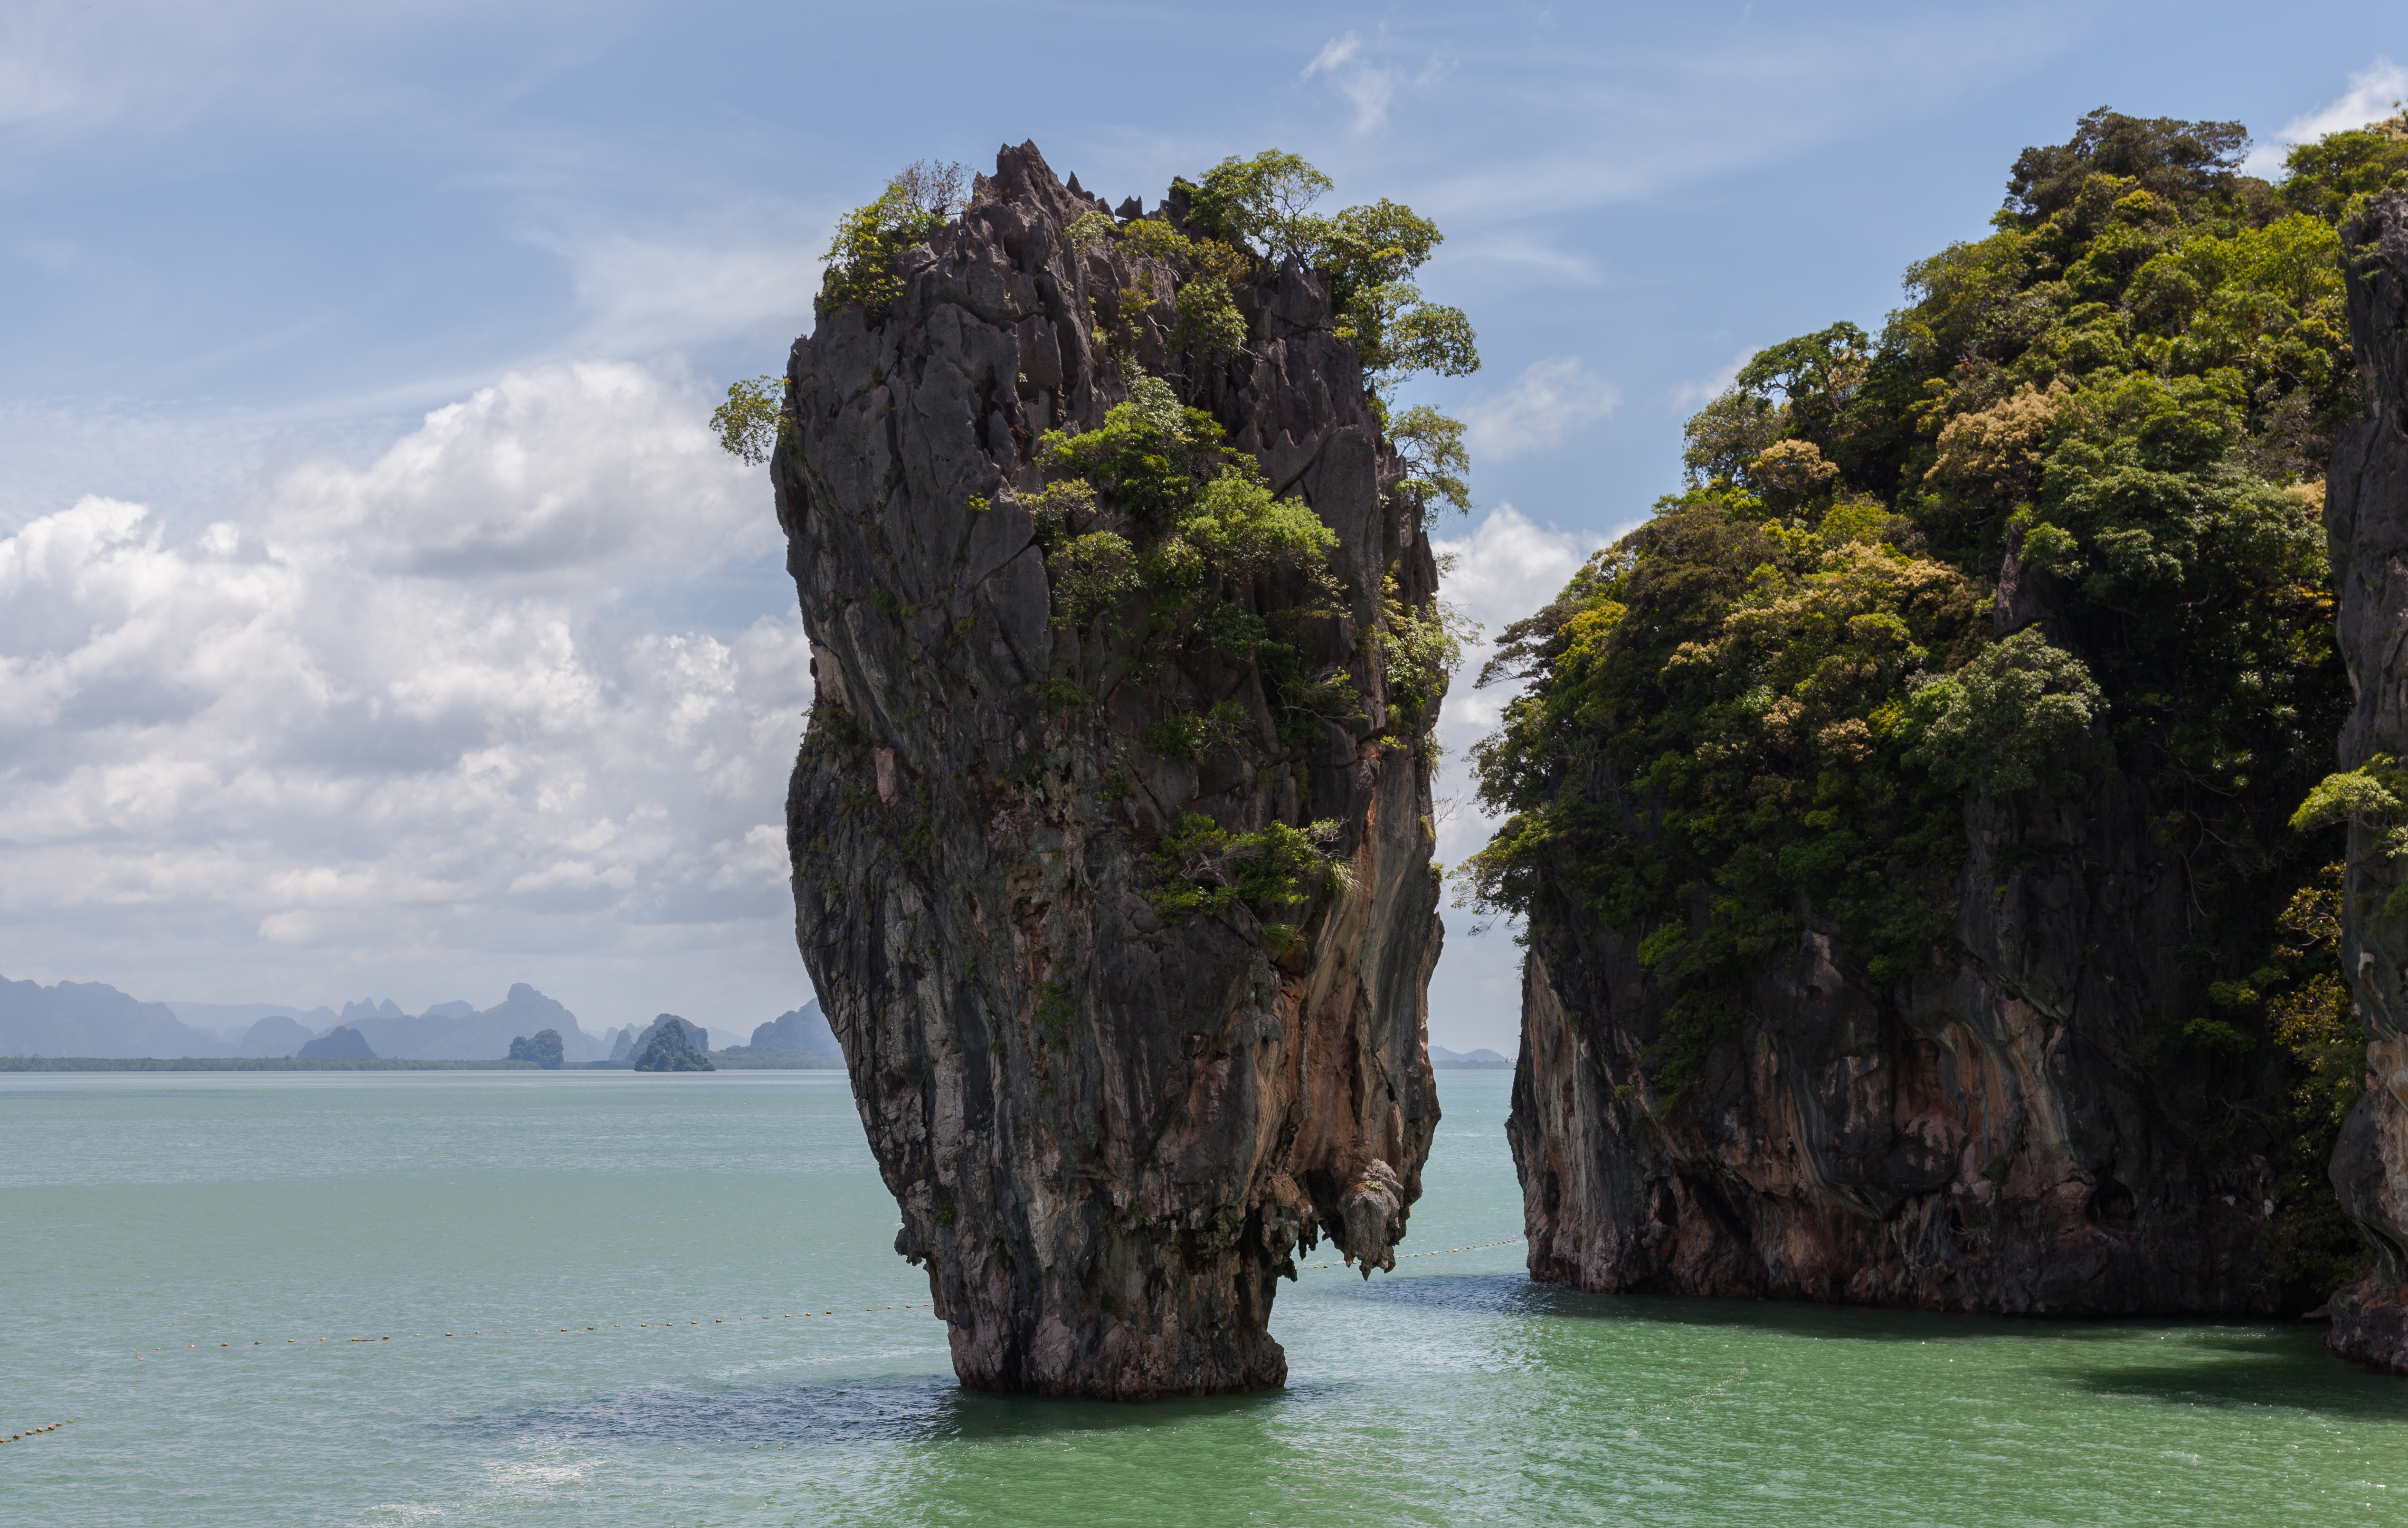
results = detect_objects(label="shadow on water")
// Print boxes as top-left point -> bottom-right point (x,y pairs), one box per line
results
1329,1268 -> 2035,1341
1332,1268 -> 2408,1412
2043,1350 -> 2408,1417
474,1373 -> 1297,1450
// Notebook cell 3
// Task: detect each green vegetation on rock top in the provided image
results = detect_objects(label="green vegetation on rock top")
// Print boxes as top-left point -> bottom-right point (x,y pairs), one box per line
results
1458,109 -> 2395,1278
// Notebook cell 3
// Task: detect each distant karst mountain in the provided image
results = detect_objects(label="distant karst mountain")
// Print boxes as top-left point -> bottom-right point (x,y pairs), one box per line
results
607,1013 -> 714,1066
3,976 -> 605,1061
237,1015 -> 318,1057
1429,1046 -> 1511,1070
2,978 -> 234,1058
298,1026 -> 376,1060
339,985 -> 606,1062
711,1000 -> 838,1062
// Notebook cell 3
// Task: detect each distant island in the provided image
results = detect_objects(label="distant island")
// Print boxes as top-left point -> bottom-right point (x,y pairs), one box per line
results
630,1016 -> 712,1072
1,970 -> 846,1070
1430,1046 -> 1513,1070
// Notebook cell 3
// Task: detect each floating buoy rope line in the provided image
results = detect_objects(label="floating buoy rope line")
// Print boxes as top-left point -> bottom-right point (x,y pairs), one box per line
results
119,1234 -> 1525,1358
3,1420 -> 73,1443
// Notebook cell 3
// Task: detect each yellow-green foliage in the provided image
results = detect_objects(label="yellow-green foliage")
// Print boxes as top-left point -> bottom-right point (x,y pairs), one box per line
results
1178,153 -> 1479,403
2291,762 -> 2408,834
1144,700 -> 1251,758
1463,495 -> 1992,1014
1046,531 -> 1140,623
711,374 -> 788,465
2254,866 -> 2369,1291
1033,377 -> 1336,612
1027,377 -> 1350,731
1379,575 -> 1474,719
1390,405 -> 1472,521
816,160 -> 965,319
2275,111 -> 2408,224
1147,813 -> 1347,921
1172,275 -> 1247,370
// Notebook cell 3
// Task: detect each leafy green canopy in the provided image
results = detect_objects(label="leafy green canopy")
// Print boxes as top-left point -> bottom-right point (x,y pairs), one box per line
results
816,159 -> 967,319
711,375 -> 787,464
739,153 -> 1484,926
1026,375 -> 1340,666
1463,106 -> 2369,1107
1464,494 -> 1997,1098
1179,152 -> 1482,413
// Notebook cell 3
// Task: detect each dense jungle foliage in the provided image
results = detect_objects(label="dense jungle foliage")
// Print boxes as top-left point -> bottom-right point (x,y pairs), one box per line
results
740,152 -> 1479,947
1026,152 -> 1477,931
1461,107 -> 2408,1292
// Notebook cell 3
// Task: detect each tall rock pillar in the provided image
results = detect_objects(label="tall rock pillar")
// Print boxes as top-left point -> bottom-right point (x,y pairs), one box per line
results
771,143 -> 1442,1398
2324,189 -> 2408,1375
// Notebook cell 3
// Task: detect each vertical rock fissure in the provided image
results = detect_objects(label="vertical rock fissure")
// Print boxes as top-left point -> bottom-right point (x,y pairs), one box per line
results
774,142 -> 1442,1398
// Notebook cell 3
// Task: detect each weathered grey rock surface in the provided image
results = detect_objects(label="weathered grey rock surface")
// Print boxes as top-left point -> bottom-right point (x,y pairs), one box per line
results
774,143 -> 1442,1397
2323,189 -> 2408,1375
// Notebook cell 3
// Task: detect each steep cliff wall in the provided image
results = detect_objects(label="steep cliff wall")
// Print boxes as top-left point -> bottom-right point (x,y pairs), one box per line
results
2324,190 -> 2408,1374
1510,754 -> 2286,1314
773,144 -> 1442,1398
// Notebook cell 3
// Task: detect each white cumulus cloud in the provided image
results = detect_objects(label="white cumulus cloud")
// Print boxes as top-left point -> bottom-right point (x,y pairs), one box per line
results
1669,347 -> 1754,411
1428,504 -> 1608,858
550,232 -> 821,356
1302,28 -> 1450,136
1461,357 -> 1620,462
0,361 -> 815,1028
1304,32 -> 1397,134
2243,57 -> 2408,176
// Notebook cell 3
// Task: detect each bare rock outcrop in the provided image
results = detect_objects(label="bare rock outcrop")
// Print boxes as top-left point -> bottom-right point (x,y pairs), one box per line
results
773,143 -> 1442,1397
2323,190 -> 2408,1376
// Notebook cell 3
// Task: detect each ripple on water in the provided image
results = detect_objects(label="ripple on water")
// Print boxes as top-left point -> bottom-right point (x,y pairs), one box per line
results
5,1069 -> 2404,1528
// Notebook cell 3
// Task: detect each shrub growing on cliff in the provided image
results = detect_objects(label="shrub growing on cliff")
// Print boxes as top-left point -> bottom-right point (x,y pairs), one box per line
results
1147,813 -> 1351,923
1031,377 -> 1341,645
817,159 -> 969,320
1905,628 -> 2105,793
1178,152 -> 1481,414
1391,405 -> 1473,521
711,374 -> 788,464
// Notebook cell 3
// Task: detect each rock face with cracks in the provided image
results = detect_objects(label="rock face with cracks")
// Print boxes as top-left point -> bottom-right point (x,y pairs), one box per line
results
773,143 -> 1442,1398
1510,796 -> 2295,1319
2323,190 -> 2408,1376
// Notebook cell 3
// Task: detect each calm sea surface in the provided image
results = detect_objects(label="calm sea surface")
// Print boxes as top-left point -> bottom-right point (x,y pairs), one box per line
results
2,1068 -> 2402,1526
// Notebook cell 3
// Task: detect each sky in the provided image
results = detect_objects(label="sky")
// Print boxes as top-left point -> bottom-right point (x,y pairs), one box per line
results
0,2 -> 2400,1051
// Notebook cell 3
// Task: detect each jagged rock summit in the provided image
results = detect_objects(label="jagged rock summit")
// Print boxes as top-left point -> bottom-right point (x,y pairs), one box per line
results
2323,189 -> 2408,1375
774,142 -> 1444,1397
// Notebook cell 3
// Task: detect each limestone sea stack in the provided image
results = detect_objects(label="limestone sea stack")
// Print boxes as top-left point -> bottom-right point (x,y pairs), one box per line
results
772,143 -> 1443,1397
2323,189 -> 2408,1375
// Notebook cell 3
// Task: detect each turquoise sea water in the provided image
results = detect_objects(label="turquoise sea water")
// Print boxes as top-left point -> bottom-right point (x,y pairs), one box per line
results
2,1068 -> 2402,1526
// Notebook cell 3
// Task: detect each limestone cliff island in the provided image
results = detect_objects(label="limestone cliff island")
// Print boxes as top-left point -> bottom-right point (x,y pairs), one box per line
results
767,144 -> 1468,1397
1457,112 -> 2408,1356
